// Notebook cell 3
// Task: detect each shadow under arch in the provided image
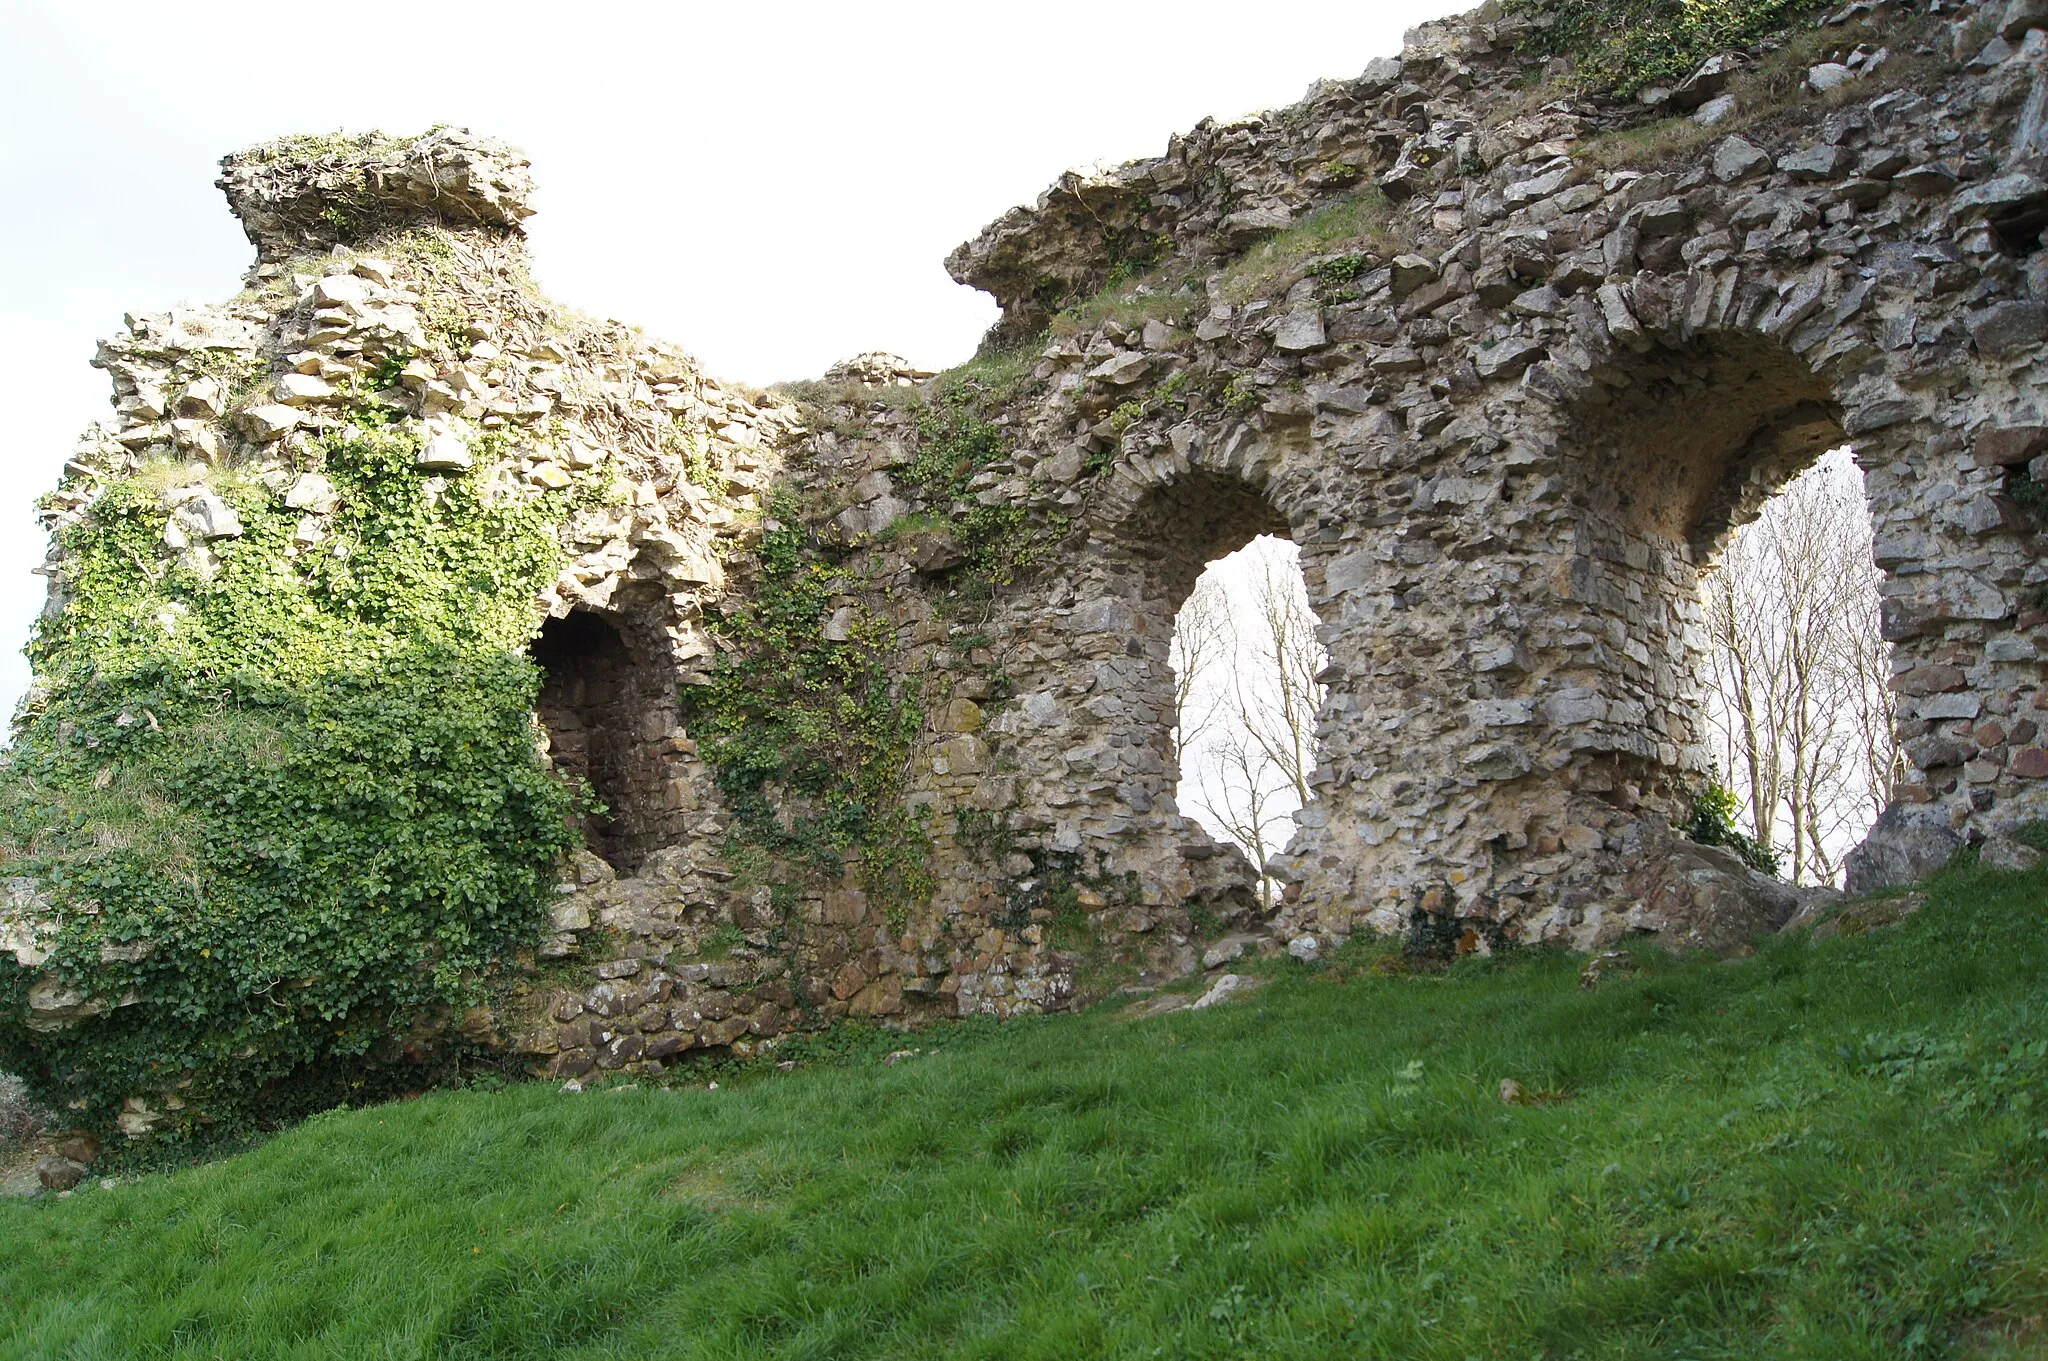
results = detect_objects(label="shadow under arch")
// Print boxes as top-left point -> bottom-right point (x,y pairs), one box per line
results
530,607 -> 679,871
1120,465 -> 1294,612
1566,331 -> 1848,565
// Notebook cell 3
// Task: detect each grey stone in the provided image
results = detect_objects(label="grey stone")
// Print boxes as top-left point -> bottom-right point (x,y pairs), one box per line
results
284,473 -> 338,515
2003,0 -> 2048,41
1669,53 -> 1738,112
1189,973 -> 1261,1009
276,373 -> 335,407
1807,63 -> 1855,93
1953,173 -> 2048,221
1712,137 -> 1771,183
1777,144 -> 1855,182
1623,839 -> 1802,955
821,606 -> 860,643
1474,337 -> 1543,378
417,432 -> 473,471
36,1158 -> 87,1193
168,490 -> 242,542
1693,94 -> 1739,127
1272,310 -> 1327,351
1979,835 -> 2043,872
1087,352 -> 1152,385
1969,301 -> 2048,357
1893,162 -> 1958,196
1844,810 -> 1962,893
1389,254 -> 1439,297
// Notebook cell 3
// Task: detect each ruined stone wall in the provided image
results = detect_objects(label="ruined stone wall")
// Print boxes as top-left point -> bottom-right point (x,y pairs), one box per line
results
931,0 -> 2048,957
22,0 -> 2048,1103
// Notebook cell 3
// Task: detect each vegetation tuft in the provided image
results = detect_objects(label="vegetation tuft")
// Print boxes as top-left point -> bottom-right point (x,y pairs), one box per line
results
1506,0 -> 1833,98
1685,781 -> 1781,875
693,493 -> 933,923
695,353 -> 1067,936
1217,189 -> 1402,305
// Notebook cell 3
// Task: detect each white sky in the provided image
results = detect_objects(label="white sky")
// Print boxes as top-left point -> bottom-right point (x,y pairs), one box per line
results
0,0 -> 1467,722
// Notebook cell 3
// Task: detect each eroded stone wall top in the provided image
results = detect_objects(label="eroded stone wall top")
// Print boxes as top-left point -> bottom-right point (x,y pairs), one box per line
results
218,127 -> 536,261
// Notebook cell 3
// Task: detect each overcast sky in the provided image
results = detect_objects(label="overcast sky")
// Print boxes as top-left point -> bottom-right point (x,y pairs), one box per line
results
0,0 -> 1465,722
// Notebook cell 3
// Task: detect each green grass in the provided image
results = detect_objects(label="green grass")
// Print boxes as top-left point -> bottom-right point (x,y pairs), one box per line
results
4,857 -> 2048,1358
1216,188 -> 1404,306
1048,266 -> 1201,339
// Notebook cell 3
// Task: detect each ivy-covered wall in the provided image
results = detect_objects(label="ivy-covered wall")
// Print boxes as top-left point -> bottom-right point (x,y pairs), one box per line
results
1,130 -> 795,1137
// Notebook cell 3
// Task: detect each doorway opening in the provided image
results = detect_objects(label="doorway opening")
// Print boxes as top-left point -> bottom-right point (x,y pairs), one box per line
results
1697,448 -> 1898,885
1566,333 -> 1892,886
531,610 -> 674,871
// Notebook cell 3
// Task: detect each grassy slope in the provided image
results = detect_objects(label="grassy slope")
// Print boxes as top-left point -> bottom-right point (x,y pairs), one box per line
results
1,862 -> 2045,1359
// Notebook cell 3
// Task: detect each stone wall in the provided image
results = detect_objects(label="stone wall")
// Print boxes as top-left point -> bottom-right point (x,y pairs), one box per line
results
935,0 -> 2048,953
23,0 -> 2048,1096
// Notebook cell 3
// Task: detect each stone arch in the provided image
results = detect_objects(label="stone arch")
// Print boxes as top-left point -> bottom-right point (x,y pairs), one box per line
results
1567,332 -> 1847,564
1119,465 -> 1294,614
1552,329 -> 1860,793
531,605 -> 684,871
1035,433 -> 1342,910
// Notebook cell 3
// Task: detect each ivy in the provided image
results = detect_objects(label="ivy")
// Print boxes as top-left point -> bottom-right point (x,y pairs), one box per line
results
694,500 -> 932,927
693,362 -> 1073,939
2,418 -> 592,1135
1684,782 -> 1781,876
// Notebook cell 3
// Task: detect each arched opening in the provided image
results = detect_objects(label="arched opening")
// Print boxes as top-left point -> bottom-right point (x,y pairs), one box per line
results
531,610 -> 676,871
1562,335 -> 1891,885
1572,333 -> 1842,560
1696,448 -> 1897,885
1113,467 -> 1329,906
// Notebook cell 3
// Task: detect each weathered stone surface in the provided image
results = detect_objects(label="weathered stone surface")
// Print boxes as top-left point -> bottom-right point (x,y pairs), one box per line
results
218,128 -> 535,262
416,431 -> 472,471
2003,0 -> 2048,41
1778,144 -> 1854,181
1980,835 -> 2043,872
32,0 -> 2048,1100
1620,840 -> 1803,955
35,1157 -> 86,1193
1808,63 -> 1856,93
1975,425 -> 2048,467
1670,53 -> 1738,112
1273,310 -> 1327,352
1846,810 -> 1962,894
1969,302 -> 2048,356
165,489 -> 241,542
1713,136 -> 1772,183
1189,973 -> 1261,1010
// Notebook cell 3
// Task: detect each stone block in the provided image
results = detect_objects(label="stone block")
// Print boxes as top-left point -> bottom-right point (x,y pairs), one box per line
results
1971,298 -> 2048,356
1974,425 -> 2048,467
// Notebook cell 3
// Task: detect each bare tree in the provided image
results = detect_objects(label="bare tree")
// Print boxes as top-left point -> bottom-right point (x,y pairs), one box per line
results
1172,536 -> 1330,891
1700,449 -> 1900,885
1231,549 -> 1328,805
1168,573 -> 1231,766
1192,733 -> 1289,909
